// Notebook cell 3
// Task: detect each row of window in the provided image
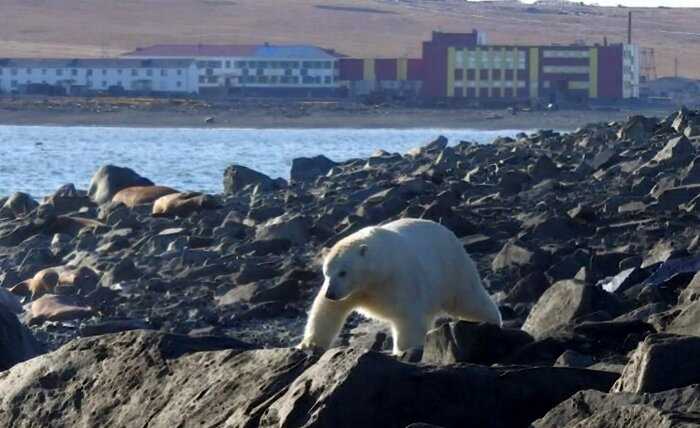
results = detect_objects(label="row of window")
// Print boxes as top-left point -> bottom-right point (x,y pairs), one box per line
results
2,80 -> 186,89
542,65 -> 590,74
0,68 -> 185,77
453,87 -> 526,98
195,60 -> 335,70
236,75 -> 334,85
454,69 -> 528,81
454,80 -> 527,88
542,50 -> 590,58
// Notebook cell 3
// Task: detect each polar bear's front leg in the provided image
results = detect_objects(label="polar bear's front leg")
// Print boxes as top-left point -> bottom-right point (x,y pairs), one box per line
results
390,315 -> 429,355
298,292 -> 353,351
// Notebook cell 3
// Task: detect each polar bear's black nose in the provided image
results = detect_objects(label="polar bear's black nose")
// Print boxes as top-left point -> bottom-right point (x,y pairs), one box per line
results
325,289 -> 339,301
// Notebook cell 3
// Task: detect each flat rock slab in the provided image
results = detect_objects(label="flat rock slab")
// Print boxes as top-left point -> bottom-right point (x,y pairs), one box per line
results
0,330 -> 618,428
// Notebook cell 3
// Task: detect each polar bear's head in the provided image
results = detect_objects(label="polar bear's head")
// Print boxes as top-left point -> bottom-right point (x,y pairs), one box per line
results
321,239 -> 371,301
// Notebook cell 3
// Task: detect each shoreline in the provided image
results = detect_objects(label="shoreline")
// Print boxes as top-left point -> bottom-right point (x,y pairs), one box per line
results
0,98 -> 674,131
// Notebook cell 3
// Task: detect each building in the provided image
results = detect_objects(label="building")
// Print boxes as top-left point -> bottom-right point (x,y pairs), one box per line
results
124,44 -> 341,96
424,31 -> 640,102
0,58 -> 199,95
340,30 -> 640,103
338,58 -> 424,98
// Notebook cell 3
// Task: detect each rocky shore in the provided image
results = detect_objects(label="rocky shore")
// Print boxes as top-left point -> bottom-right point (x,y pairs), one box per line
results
0,96 -> 672,130
1,107 -> 700,427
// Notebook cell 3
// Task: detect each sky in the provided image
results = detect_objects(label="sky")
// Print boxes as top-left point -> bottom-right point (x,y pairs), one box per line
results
517,0 -> 697,6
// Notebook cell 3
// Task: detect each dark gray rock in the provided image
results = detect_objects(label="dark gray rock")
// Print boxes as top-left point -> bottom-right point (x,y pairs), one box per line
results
0,304 -> 43,370
523,280 -> 622,339
291,155 -> 337,183
611,334 -> 700,393
422,321 -> 533,365
87,165 -> 153,205
223,164 -> 277,194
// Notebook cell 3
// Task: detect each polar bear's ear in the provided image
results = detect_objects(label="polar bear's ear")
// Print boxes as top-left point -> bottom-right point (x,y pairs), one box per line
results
359,244 -> 368,257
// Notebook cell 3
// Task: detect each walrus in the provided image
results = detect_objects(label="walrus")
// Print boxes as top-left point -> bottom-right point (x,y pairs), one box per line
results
152,192 -> 220,217
112,185 -> 178,208
10,266 -> 99,300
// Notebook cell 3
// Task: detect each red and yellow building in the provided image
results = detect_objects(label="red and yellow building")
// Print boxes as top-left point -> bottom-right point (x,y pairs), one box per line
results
339,30 -> 639,102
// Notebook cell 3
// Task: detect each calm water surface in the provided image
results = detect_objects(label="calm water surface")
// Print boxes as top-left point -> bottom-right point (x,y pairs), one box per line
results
0,126 -> 526,197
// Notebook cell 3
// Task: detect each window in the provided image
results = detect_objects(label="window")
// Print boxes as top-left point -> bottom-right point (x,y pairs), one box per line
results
198,76 -> 205,83
454,69 -> 464,80
131,69 -> 138,76
118,69 -> 123,75
542,66 -> 589,74
225,60 -> 231,68
11,80 -> 18,87
146,69 -> 153,76
56,69 -> 63,76
176,81 -> 182,88
324,76 -> 331,84
102,69 -> 107,75
160,69 -> 167,76
71,69 -> 78,76
41,69 -> 47,75
87,69 -> 93,76
10,69 -> 17,76
26,68 -> 32,74
177,69 -> 182,75
102,81 -> 107,87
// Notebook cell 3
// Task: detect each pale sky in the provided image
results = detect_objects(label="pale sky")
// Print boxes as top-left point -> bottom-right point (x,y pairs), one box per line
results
517,0 -> 696,6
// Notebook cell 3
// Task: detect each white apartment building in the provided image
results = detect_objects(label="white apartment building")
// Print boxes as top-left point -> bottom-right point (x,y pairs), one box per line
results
0,58 -> 199,95
124,44 -> 341,95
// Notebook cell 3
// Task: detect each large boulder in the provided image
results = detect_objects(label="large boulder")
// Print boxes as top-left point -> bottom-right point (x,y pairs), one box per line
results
611,334 -> 700,394
522,280 -> 622,339
223,164 -> 278,194
0,304 -> 43,371
88,165 -> 154,205
534,385 -> 700,428
291,155 -> 337,183
0,330 -> 617,428
422,321 -> 533,365
0,192 -> 38,218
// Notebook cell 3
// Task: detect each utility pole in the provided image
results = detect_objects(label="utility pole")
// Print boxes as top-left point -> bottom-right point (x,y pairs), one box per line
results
674,57 -> 679,78
627,11 -> 632,44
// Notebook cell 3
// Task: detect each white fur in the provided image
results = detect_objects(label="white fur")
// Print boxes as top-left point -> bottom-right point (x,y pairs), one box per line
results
299,218 -> 502,354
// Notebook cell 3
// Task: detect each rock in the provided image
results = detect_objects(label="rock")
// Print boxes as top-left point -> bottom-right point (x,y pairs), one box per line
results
262,347 -> 617,428
527,155 -> 559,182
0,329 -> 619,428
522,280 -> 622,339
492,240 -> 550,273
87,165 -> 154,205
0,192 -> 38,218
665,301 -> 700,336
223,164 -> 277,194
217,278 -> 300,306
422,321 -> 533,365
255,214 -> 311,246
112,185 -> 178,207
152,192 -> 220,217
0,304 -> 43,370
498,171 -> 531,196
637,135 -> 695,175
0,287 -> 23,314
611,334 -> 700,393
654,184 -> 700,210
291,155 -> 337,183
29,294 -> 95,324
504,271 -> 551,304
534,385 -> 700,428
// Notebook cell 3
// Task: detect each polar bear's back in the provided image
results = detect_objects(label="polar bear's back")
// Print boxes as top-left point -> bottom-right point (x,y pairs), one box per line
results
379,218 -> 468,289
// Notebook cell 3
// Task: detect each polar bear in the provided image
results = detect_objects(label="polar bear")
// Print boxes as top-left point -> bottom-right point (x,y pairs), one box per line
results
299,218 -> 502,355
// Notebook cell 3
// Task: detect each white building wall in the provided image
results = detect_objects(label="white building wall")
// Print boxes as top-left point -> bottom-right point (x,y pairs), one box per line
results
127,54 -> 339,89
623,44 -> 641,99
0,62 -> 199,94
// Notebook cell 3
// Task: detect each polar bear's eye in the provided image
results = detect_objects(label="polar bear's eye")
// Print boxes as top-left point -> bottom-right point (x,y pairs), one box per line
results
338,271 -> 347,278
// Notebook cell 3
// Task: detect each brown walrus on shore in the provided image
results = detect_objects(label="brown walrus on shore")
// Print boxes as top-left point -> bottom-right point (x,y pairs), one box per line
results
112,186 -> 178,208
10,266 -> 99,300
152,192 -> 220,217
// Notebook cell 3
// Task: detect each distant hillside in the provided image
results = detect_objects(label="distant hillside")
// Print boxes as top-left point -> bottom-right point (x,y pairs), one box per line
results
0,0 -> 697,78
